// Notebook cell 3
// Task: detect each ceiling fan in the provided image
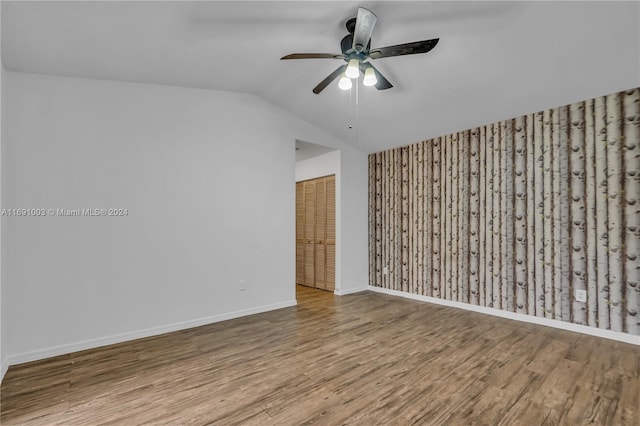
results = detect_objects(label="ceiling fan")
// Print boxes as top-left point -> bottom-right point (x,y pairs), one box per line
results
281,8 -> 439,94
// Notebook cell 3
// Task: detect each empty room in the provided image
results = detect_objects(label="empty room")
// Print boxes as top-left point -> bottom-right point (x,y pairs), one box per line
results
0,1 -> 639,425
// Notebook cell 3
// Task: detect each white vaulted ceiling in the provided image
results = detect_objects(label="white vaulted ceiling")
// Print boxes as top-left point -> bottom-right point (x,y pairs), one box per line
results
2,1 -> 639,153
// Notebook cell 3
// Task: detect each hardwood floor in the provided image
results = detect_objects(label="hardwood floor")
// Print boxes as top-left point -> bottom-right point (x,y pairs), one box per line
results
1,285 -> 638,425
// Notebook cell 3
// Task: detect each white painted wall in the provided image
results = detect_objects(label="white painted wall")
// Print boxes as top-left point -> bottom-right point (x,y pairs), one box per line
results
295,150 -> 339,182
0,63 -> 4,383
1,0 -> 6,379
2,71 -> 369,364
1,63 -> 5,378
337,147 -> 369,294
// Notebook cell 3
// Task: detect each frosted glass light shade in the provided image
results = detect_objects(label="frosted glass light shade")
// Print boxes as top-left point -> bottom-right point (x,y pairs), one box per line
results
363,67 -> 377,87
338,74 -> 352,90
345,59 -> 360,79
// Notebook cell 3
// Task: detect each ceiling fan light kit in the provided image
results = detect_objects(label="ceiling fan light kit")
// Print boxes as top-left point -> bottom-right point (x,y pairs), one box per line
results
363,67 -> 377,87
345,58 -> 360,79
281,7 -> 439,94
338,74 -> 352,90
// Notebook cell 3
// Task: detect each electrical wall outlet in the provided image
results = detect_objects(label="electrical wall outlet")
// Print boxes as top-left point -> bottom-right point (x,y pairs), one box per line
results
575,289 -> 587,303
383,267 -> 389,275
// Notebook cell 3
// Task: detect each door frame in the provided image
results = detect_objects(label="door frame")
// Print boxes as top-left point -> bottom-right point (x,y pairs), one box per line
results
295,150 -> 341,294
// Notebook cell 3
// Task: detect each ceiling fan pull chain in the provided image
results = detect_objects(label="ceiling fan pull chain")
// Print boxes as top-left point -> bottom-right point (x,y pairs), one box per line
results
348,81 -> 353,129
355,76 -> 360,143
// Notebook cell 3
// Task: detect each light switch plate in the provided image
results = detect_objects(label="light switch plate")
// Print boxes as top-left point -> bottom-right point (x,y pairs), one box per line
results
575,289 -> 587,303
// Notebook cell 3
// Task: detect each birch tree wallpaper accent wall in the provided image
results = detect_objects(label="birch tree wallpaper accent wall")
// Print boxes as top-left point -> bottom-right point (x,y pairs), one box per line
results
368,88 -> 640,335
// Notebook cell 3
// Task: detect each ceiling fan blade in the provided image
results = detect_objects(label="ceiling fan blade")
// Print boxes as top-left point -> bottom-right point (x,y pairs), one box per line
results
369,38 -> 439,59
352,8 -> 377,53
368,64 -> 393,90
281,53 -> 344,60
313,65 -> 348,94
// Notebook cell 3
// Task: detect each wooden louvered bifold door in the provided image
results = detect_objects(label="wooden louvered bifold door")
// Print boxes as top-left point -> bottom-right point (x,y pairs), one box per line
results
295,175 -> 336,291
325,177 -> 336,291
315,179 -> 327,289
304,181 -> 316,287
295,182 -> 305,285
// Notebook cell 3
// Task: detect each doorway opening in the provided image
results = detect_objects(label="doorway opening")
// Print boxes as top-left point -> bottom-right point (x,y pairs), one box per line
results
295,140 -> 338,294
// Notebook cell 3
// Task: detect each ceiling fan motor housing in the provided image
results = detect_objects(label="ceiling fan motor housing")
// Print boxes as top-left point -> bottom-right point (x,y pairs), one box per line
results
341,34 -> 371,61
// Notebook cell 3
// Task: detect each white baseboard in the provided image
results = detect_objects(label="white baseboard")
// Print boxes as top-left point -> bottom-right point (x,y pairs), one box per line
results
334,286 -> 368,296
367,286 -> 640,346
5,299 -> 297,367
1,358 -> 8,383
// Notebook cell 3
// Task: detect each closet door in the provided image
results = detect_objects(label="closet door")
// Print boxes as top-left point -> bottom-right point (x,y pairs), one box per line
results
325,176 -> 336,291
303,181 -> 316,287
315,179 -> 327,290
295,175 -> 336,291
295,182 -> 305,285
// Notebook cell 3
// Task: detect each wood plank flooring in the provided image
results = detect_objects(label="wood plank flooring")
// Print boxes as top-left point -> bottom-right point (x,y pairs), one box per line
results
1,285 -> 639,425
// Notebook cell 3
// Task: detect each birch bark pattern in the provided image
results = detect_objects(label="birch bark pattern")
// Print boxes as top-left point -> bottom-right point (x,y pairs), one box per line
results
432,138 -> 442,298
382,150 -> 388,288
470,129 -> 480,305
479,126 -> 487,306
558,106 -> 572,322
584,99 -> 598,327
425,142 -> 432,296
543,109 -> 554,318
552,107 -> 563,320
369,155 -> 376,285
492,124 -> 502,309
410,145 -> 416,293
623,89 -> 640,334
444,135 -> 452,300
514,116 -> 527,314
394,149 -> 401,290
534,111 -> 545,317
401,147 -> 409,293
381,152 -> 388,288
452,135 -> 458,301
485,125 -> 495,307
417,144 -> 425,295
595,96 -> 610,329
386,149 -> 392,289
452,133 -> 460,301
373,157 -> 380,286
606,93 -> 624,332
571,102 -> 587,324
501,120 -> 514,311
440,136 -> 447,299
367,86 -> 640,336
460,131 -> 470,303
526,114 -> 536,316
